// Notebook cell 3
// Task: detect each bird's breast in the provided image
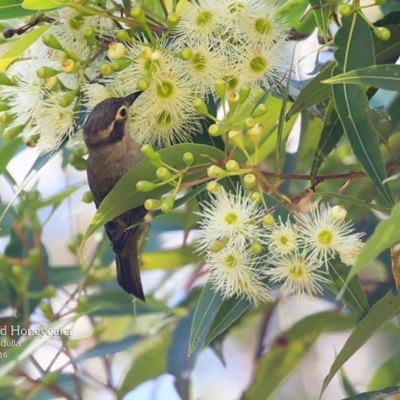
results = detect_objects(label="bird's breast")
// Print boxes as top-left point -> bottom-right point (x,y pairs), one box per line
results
86,140 -> 142,204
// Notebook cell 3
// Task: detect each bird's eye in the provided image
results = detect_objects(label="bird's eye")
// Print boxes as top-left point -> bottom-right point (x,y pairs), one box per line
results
117,106 -> 127,119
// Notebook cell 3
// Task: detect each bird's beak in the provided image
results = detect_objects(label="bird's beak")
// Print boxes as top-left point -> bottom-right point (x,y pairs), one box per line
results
126,91 -> 142,105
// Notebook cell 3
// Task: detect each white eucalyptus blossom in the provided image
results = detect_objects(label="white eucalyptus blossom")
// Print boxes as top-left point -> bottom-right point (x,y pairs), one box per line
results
195,184 -> 264,254
208,244 -> 272,305
295,203 -> 365,267
266,251 -> 329,297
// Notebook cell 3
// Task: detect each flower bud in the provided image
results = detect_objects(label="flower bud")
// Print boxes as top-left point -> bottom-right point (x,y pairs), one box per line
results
81,190 -> 93,204
137,72 -> 152,90
243,173 -> 256,190
244,117 -> 255,129
339,4 -> 352,16
39,302 -> 54,320
208,124 -> 220,137
251,240 -> 263,255
62,59 -> 80,74
3,124 -> 25,139
59,89 -> 78,107
131,6 -> 146,24
246,123 -> 263,146
161,196 -> 174,213
239,84 -> 251,103
117,29 -> 132,41
225,159 -> 240,172
193,98 -> 209,115
228,129 -> 244,150
210,237 -> 229,253
262,214 -> 275,227
42,285 -> 57,298
177,48 -> 193,60
373,27 -> 391,41
140,46 -> 153,59
110,60 -> 130,71
145,198 -> 161,210
228,91 -> 240,112
207,165 -> 227,178
167,12 -> 180,29
214,79 -> 227,99
42,34 -> 65,51
24,134 -> 40,148
251,191 -> 261,205
136,180 -> 156,192
83,26 -> 95,45
251,104 -> 268,118
36,66 -> 61,79
108,42 -> 126,59
26,248 -> 40,268
68,16 -> 84,30
12,265 -> 23,279
206,181 -> 222,193
76,297 -> 88,313
100,64 -> 113,76
44,76 -> 65,90
141,144 -> 160,161
183,152 -> 194,166
156,167 -> 171,181
331,205 -> 347,220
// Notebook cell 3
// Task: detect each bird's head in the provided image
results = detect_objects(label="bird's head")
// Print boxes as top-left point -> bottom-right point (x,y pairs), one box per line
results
83,91 -> 142,148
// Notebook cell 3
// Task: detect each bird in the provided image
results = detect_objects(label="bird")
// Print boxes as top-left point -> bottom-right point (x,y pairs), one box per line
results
83,92 -> 147,301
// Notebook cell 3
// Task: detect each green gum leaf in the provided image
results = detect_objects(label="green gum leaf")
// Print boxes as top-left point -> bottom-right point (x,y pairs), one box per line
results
324,64 -> 400,91
0,25 -> 51,71
332,13 -> 393,207
320,291 -> 400,396
347,201 -> 400,282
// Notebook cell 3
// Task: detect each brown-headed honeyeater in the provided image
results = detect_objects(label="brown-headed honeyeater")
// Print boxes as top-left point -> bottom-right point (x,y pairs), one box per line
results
83,92 -> 147,301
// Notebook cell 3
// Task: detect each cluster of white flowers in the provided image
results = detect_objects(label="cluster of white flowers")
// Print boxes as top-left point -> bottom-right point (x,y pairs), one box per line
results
196,187 -> 365,304
195,185 -> 272,305
0,10 -> 113,152
0,0 -> 288,153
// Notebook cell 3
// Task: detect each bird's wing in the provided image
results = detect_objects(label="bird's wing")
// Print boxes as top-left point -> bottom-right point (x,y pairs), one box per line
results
104,205 -> 147,254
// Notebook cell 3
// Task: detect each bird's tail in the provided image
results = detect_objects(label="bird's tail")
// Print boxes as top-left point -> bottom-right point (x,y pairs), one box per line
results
115,244 -> 145,301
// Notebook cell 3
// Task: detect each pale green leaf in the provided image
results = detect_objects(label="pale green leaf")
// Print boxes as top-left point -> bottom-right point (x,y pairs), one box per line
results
321,291 -> 400,396
286,63 -> 333,120
368,349 -> 400,390
204,296 -> 251,347
308,0 -> 331,42
348,202 -> 400,282
141,245 -> 201,270
332,13 -> 393,206
0,0 -> 36,18
118,327 -> 173,398
21,0 -> 70,10
324,65 -> 400,91
246,311 -> 356,400
310,100 -> 343,179
0,25 -> 51,71
343,386 -> 400,400
188,280 -> 224,357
